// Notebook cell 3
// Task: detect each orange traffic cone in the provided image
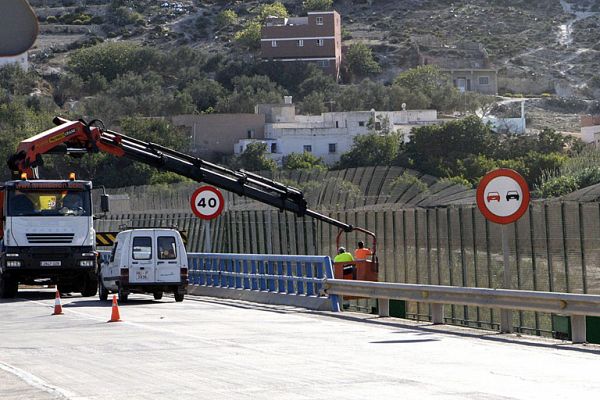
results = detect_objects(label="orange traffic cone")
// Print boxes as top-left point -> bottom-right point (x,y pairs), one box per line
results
52,290 -> 63,315
107,295 -> 121,322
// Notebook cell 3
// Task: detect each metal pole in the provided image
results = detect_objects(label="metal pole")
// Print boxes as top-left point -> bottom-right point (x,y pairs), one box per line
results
500,224 -> 513,333
203,220 -> 212,252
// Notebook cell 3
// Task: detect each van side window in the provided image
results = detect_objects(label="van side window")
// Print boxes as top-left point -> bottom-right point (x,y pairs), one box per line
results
158,236 -> 177,260
110,242 -> 118,262
132,237 -> 152,260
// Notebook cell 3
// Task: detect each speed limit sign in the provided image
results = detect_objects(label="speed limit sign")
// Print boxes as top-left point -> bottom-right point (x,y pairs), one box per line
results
190,186 -> 225,220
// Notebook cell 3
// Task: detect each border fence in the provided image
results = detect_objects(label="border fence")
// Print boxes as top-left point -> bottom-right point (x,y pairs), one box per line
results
94,169 -> 600,340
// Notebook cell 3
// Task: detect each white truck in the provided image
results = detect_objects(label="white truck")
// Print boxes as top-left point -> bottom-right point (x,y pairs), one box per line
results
98,228 -> 188,302
0,177 -> 103,298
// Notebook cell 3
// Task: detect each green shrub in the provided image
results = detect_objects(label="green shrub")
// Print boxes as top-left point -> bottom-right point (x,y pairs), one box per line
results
390,171 -> 429,193
217,10 -> 238,28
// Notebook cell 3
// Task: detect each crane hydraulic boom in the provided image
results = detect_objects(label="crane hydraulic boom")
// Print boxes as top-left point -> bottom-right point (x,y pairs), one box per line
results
7,117 -> 355,232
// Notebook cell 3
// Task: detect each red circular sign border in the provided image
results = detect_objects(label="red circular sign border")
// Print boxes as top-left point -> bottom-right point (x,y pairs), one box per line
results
476,168 -> 530,225
190,186 -> 225,220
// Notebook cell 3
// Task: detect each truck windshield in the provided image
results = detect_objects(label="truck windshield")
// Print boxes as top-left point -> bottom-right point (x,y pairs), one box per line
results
7,189 -> 92,217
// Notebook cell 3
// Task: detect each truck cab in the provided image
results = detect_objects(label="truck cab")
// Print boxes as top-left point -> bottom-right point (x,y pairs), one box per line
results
0,178 -> 98,298
99,228 -> 188,302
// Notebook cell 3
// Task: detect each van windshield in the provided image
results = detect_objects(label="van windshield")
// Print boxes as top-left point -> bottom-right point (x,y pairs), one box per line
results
7,189 -> 91,217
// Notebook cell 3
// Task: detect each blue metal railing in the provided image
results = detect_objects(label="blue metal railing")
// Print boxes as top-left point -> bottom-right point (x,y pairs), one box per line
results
187,253 -> 339,311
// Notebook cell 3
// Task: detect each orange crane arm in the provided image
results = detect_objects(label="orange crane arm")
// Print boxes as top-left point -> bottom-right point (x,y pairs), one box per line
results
8,117 -> 124,178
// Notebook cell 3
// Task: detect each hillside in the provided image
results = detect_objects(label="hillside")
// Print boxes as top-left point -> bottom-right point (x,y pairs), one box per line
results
27,0 -> 600,99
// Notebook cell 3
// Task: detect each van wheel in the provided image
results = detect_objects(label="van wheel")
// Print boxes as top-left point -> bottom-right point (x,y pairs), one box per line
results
118,287 -> 128,303
153,292 -> 163,300
0,275 -> 18,299
174,292 -> 184,302
98,279 -> 109,301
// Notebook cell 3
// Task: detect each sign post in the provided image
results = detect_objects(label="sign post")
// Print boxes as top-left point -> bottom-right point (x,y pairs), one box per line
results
190,186 -> 225,252
476,169 -> 530,333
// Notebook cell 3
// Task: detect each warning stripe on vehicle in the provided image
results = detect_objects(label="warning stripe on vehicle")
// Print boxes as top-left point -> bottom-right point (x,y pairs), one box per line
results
96,232 -> 117,247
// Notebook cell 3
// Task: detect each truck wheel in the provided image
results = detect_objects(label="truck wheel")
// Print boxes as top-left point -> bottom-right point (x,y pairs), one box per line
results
58,283 -> 74,295
98,279 -> 109,301
0,275 -> 18,299
153,291 -> 163,300
80,273 -> 98,297
174,292 -> 184,302
118,287 -> 128,303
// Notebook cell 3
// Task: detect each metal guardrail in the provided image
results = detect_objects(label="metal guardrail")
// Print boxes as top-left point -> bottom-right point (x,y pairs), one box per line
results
188,253 -> 339,311
324,279 -> 600,344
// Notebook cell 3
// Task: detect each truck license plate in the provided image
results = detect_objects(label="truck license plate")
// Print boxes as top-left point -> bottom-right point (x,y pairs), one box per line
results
41,261 -> 61,266
136,270 -> 148,280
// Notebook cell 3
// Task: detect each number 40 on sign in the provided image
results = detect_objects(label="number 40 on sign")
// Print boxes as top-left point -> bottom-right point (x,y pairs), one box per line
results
190,186 -> 225,220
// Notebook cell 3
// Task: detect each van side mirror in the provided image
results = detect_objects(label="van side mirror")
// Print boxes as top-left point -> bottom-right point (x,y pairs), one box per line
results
100,194 -> 110,213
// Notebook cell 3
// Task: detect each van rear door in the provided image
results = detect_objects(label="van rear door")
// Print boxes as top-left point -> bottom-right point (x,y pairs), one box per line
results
155,233 -> 181,283
129,232 -> 155,284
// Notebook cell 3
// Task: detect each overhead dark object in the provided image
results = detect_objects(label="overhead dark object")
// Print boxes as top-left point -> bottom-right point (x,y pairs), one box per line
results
0,0 -> 38,56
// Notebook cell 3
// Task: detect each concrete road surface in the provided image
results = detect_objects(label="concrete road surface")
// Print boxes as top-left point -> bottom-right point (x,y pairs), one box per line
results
1,289 -> 599,400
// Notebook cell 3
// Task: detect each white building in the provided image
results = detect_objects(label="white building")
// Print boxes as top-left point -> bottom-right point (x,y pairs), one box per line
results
581,115 -> 600,145
235,100 -> 439,165
482,101 -> 526,135
0,53 -> 29,70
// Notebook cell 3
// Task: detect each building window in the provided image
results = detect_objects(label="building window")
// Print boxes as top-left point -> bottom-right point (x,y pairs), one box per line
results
316,39 -> 324,47
317,60 -> 329,67
271,143 -> 277,153
375,122 -> 381,130
358,121 -> 365,127
247,129 -> 255,139
329,143 -> 337,153
479,76 -> 489,85
303,145 -> 312,153
335,121 -> 339,128
271,40 -> 277,47
297,39 -> 304,47
316,16 -> 323,25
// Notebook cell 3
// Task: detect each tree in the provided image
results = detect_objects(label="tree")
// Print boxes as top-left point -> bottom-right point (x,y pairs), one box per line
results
344,43 -> 381,80
337,133 -> 403,169
282,152 -> 326,170
299,91 -> 327,115
0,64 -> 38,96
68,42 -> 161,81
237,142 -> 277,171
258,2 -> 288,22
401,116 -> 495,179
234,21 -> 262,49
297,67 -> 337,98
303,0 -> 333,11
216,9 -> 238,28
89,117 -> 191,187
388,85 -> 430,110
184,78 -> 225,112
394,65 -> 448,96
392,65 -> 459,110
215,75 -> 286,113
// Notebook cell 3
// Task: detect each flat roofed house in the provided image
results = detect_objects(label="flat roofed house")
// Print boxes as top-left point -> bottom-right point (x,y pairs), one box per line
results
261,11 -> 342,81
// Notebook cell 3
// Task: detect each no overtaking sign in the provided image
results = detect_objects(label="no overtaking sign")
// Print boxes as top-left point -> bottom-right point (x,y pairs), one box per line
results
476,169 -> 530,225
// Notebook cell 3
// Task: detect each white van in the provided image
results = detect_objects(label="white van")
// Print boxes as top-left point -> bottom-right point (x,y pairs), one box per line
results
98,228 -> 188,302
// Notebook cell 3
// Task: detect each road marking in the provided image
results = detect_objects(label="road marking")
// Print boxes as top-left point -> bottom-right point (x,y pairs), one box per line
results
22,296 -> 219,345
0,361 -> 83,400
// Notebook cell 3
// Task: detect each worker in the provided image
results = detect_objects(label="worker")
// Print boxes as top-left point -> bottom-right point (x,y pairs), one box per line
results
334,246 -> 354,263
354,241 -> 372,260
